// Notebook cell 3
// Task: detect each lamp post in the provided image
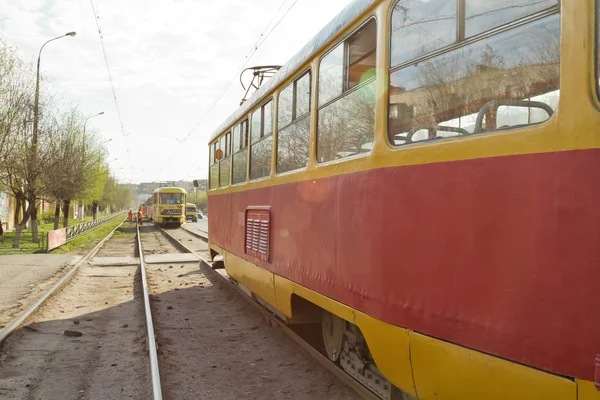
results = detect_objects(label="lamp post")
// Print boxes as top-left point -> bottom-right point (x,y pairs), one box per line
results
29,32 -> 75,242
83,111 -> 104,143
33,32 -> 76,150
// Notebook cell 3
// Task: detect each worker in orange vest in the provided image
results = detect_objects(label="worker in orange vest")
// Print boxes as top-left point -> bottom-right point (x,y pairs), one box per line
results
127,209 -> 133,223
137,208 -> 144,225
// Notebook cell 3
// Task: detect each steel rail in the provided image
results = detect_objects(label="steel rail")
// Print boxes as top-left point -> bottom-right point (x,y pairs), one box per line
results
157,226 -> 380,400
0,218 -> 126,344
136,224 -> 163,400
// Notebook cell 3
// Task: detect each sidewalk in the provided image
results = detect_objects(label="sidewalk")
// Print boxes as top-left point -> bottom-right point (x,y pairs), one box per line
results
0,254 -> 81,328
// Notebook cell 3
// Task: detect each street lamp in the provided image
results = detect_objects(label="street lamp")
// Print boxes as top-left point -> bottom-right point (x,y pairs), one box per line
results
33,32 -> 76,149
83,111 -> 104,139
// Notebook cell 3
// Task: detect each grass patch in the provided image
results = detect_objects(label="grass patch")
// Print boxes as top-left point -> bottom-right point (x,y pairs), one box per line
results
0,230 -> 45,254
0,215 -> 113,254
51,216 -> 127,254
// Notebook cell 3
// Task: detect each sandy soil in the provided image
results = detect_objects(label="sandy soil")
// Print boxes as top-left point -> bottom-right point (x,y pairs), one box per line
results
142,226 -> 359,400
0,256 -> 78,330
0,235 -> 152,400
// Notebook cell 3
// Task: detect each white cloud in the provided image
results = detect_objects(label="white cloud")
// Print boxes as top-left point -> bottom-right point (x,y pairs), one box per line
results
0,0 -> 353,183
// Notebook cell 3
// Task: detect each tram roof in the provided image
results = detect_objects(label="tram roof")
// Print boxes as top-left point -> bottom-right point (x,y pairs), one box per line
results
209,0 -> 377,143
152,187 -> 187,194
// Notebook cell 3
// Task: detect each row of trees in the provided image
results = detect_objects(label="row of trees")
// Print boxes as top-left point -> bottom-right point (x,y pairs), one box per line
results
0,42 -> 134,248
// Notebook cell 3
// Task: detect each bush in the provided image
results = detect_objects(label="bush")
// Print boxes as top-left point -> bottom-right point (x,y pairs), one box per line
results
39,210 -> 57,224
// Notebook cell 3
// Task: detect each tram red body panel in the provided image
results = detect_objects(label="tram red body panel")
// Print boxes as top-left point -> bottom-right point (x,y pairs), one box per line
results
209,149 -> 600,381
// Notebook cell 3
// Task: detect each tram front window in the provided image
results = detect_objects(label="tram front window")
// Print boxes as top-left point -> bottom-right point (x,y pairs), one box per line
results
160,193 -> 184,204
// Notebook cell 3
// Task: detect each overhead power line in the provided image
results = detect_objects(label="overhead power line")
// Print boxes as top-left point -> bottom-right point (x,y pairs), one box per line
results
89,0 -> 128,138
89,0 -> 134,175
155,0 -> 301,173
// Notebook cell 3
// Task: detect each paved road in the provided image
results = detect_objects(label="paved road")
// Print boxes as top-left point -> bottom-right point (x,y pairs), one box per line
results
184,217 -> 208,235
0,254 -> 80,328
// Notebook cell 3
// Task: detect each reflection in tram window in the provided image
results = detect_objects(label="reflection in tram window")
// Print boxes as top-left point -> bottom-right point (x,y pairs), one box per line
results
466,0 -> 558,37
318,45 -> 344,107
389,14 -> 560,145
232,119 -> 249,185
317,19 -> 377,163
277,71 -> 311,174
250,100 -> 273,180
390,0 -> 456,67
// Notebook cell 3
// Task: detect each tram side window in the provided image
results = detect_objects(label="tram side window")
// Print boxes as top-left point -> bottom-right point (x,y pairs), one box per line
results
465,0 -> 558,37
219,131 -> 231,188
250,101 -> 273,180
232,119 -> 249,185
209,141 -> 219,189
317,19 -> 377,163
390,0 -> 456,67
277,71 -> 311,173
388,7 -> 560,146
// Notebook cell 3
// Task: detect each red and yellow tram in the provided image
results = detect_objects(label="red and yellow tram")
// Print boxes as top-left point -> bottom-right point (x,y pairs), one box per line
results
207,1 -> 600,399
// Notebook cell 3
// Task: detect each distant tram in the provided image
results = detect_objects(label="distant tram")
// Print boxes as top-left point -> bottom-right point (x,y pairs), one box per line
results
150,187 -> 187,227
207,1 -> 600,399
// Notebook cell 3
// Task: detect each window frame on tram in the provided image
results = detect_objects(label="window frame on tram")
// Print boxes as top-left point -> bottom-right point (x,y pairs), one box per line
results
219,130 -> 232,188
387,0 -> 560,147
209,140 -> 219,190
232,118 -> 250,186
249,98 -> 274,181
316,17 -> 378,165
276,69 -> 312,175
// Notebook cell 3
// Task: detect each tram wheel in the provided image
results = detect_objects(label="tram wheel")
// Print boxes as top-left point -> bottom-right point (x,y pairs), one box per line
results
321,309 -> 344,362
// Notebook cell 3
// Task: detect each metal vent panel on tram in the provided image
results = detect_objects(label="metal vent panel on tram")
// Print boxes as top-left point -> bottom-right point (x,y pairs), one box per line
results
245,207 -> 270,261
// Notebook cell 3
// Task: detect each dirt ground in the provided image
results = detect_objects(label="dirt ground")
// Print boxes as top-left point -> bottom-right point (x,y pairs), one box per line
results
142,226 -> 359,400
0,234 -> 152,400
0,256 -> 77,330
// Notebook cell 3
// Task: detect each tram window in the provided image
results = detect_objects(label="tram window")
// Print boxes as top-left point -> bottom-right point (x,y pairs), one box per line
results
388,13 -> 560,146
296,72 -> 311,117
279,84 -> 293,128
466,0 -> 558,37
219,131 -> 232,188
232,118 -> 249,185
390,0 -> 456,67
318,44 -> 344,106
160,193 -> 184,204
250,100 -> 273,180
251,108 -> 262,144
224,131 -> 231,157
219,157 -> 231,188
233,124 -> 241,152
278,116 -> 310,173
317,19 -> 377,163
264,102 -> 273,136
347,21 -> 377,89
277,71 -> 311,174
209,143 -> 215,165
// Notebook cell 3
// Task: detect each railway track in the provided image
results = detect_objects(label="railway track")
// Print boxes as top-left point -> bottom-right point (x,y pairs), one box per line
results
0,221 -> 155,399
158,225 -> 381,400
0,220 -> 367,399
136,223 -> 163,400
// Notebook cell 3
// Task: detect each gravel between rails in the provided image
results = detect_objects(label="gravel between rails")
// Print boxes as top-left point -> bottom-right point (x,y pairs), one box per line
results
142,225 -> 359,400
0,233 -> 152,400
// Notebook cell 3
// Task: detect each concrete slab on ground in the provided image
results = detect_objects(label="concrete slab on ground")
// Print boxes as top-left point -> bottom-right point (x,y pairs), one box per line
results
0,254 -> 82,328
181,225 -> 208,240
144,253 -> 199,264
89,256 -> 139,267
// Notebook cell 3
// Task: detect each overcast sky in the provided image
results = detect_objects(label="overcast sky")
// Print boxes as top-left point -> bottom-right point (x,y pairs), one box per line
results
0,0 -> 352,184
